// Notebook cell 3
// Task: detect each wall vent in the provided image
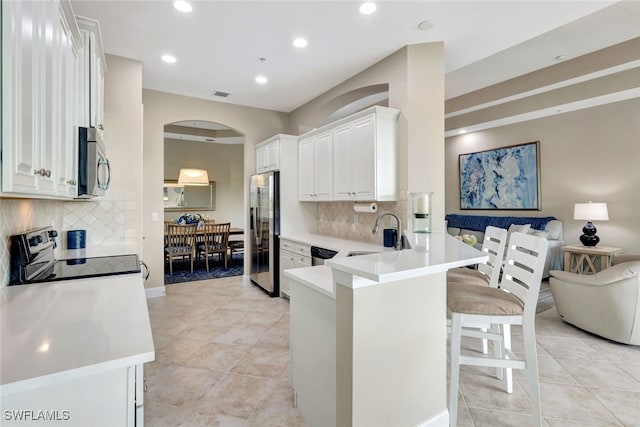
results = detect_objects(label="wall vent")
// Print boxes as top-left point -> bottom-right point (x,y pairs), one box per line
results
212,90 -> 231,98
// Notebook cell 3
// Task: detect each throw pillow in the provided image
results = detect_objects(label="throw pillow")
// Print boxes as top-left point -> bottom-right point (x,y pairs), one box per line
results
504,224 -> 532,259
528,229 -> 549,239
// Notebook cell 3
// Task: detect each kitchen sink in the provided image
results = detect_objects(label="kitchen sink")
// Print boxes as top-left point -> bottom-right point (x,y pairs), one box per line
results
346,250 -> 382,257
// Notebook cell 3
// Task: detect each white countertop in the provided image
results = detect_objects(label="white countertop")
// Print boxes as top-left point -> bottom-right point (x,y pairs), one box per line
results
280,233 -> 395,257
0,273 -> 155,395
284,232 -> 488,295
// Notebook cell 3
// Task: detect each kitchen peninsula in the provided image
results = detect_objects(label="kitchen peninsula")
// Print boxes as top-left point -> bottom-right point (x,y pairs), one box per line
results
0,274 -> 154,426
287,232 -> 487,426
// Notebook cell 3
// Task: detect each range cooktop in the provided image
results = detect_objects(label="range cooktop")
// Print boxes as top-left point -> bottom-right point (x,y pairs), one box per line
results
9,226 -> 140,285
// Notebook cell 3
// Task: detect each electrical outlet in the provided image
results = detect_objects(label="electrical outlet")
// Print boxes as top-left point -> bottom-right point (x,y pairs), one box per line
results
353,214 -> 359,224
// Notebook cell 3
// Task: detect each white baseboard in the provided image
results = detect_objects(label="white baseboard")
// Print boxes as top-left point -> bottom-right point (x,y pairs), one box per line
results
145,286 -> 165,298
416,409 -> 449,427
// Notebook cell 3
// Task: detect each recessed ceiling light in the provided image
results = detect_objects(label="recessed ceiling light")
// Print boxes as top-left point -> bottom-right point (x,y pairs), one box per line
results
293,38 -> 308,48
173,0 -> 192,13
162,54 -> 177,63
255,75 -> 268,85
554,54 -> 568,61
359,2 -> 376,15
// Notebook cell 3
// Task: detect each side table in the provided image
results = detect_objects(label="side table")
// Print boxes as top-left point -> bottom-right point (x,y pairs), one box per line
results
561,244 -> 622,274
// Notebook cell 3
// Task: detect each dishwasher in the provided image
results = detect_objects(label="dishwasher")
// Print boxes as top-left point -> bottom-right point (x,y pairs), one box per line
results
310,246 -> 338,266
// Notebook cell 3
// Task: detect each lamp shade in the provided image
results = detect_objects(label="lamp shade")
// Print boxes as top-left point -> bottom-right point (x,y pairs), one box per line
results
573,202 -> 609,221
178,168 -> 209,186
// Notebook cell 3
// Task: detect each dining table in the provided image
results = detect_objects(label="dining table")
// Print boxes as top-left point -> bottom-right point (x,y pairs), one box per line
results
164,226 -> 244,237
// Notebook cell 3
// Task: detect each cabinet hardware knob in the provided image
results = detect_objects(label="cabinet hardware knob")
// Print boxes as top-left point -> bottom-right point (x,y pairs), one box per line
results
98,123 -> 104,131
45,169 -> 51,178
144,384 -> 148,392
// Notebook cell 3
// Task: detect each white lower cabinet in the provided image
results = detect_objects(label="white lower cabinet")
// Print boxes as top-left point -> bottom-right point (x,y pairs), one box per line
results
289,276 -> 336,426
1,363 -> 146,427
279,239 -> 311,298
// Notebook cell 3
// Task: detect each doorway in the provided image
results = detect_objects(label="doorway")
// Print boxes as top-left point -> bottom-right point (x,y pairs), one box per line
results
162,120 -> 245,282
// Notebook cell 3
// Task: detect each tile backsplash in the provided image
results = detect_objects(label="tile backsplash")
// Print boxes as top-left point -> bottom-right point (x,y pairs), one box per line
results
0,192 -> 137,286
317,193 -> 408,245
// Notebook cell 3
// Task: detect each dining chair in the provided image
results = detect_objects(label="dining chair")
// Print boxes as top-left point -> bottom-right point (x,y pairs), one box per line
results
448,232 -> 549,427
447,226 -> 509,362
165,223 -> 197,275
198,222 -> 230,271
228,238 -> 244,262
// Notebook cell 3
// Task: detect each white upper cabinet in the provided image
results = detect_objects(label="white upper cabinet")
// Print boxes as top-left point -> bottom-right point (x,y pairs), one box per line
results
1,0 -> 81,198
300,105 -> 399,202
298,131 -> 333,201
255,137 -> 280,173
76,16 -> 106,138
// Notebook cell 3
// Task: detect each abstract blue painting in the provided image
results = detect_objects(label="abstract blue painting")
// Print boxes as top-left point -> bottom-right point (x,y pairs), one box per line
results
459,141 -> 540,210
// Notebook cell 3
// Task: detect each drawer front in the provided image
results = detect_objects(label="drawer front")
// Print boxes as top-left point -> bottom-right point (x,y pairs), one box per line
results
295,255 -> 312,267
294,243 -> 311,256
280,239 -> 295,252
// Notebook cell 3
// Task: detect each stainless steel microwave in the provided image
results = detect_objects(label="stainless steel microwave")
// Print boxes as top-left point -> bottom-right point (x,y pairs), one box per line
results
77,127 -> 111,198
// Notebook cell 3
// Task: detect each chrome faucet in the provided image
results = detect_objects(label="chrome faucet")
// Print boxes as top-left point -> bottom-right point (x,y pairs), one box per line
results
372,211 -> 402,250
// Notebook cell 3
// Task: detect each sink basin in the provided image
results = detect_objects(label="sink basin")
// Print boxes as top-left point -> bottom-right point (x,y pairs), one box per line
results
346,250 -> 381,257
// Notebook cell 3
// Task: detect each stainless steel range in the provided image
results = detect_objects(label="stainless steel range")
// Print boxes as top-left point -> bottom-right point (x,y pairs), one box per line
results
9,226 -> 140,285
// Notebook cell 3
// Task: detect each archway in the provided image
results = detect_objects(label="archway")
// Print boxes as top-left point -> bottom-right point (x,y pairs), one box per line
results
162,120 -> 246,282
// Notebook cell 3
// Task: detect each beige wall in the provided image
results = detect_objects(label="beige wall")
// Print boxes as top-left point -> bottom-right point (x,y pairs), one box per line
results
445,98 -> 640,254
142,90 -> 289,289
288,43 -> 446,235
164,139 -> 244,227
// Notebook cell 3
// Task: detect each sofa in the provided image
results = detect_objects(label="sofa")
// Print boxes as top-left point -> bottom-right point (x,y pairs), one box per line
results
445,214 -> 564,278
549,255 -> 640,345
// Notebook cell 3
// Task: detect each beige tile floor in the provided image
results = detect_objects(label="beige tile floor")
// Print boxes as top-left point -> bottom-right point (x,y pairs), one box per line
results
145,276 -> 640,427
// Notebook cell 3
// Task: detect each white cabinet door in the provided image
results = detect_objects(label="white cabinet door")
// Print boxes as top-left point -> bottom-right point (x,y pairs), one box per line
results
298,136 -> 315,201
76,17 -> 105,137
332,123 -> 353,200
350,114 -> 376,200
313,131 -> 333,201
54,4 -> 79,197
1,366 -> 134,426
256,143 -> 267,173
256,139 -> 280,173
1,0 -> 39,194
266,139 -> 280,171
279,248 -> 295,297
332,115 -> 375,201
1,0 -> 78,198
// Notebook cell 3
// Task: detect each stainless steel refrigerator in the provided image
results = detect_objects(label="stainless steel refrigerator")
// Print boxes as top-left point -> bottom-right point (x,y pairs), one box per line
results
249,171 -> 280,296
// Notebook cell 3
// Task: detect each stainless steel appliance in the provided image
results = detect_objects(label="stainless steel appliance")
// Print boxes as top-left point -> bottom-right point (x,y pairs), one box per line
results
9,226 -> 140,285
249,171 -> 280,296
311,246 -> 338,266
78,126 -> 111,198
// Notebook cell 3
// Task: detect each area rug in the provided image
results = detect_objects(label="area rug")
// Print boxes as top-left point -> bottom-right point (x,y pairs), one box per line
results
164,254 -> 244,285
536,280 -> 555,313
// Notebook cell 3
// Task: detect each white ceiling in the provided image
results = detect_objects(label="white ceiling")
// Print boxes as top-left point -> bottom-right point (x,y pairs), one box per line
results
70,1 -> 640,113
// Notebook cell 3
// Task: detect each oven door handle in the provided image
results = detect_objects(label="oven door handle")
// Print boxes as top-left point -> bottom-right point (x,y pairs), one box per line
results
140,260 -> 150,281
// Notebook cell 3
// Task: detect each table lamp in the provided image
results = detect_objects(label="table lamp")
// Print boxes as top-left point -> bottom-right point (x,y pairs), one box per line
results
573,202 -> 609,247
